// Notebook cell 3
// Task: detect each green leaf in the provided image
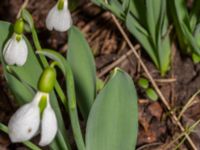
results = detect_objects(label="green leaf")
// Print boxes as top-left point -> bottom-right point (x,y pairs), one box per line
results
182,23 -> 200,55
125,13 -> 159,68
91,0 -> 125,20
86,68 -> 138,150
138,77 -> 149,89
169,0 -> 188,52
192,53 -> 200,63
0,21 -> 70,150
21,9 -> 34,29
189,0 -> 200,31
146,0 -> 160,43
173,0 -> 191,31
146,88 -> 158,101
68,26 -> 96,119
128,0 -> 146,26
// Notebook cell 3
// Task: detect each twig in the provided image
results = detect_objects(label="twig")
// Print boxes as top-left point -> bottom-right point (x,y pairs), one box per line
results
154,78 -> 177,83
163,117 -> 200,150
136,142 -> 162,150
17,0 -> 29,19
109,13 -> 197,150
178,89 -> 200,120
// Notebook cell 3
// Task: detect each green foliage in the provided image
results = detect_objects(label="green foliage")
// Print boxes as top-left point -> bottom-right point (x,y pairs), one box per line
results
170,0 -> 200,61
68,26 -> 96,119
86,68 -> 138,150
91,0 -> 171,75
0,21 -> 70,150
0,8 -> 139,150
146,88 -> 158,101
138,77 -> 149,89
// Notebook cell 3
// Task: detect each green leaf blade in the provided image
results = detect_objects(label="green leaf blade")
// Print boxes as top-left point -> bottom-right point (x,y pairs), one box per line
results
86,68 -> 138,150
68,26 -> 96,119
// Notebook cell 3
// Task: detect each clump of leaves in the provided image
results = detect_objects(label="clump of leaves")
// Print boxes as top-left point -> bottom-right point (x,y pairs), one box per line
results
138,77 -> 158,101
170,0 -> 200,63
92,0 -> 171,76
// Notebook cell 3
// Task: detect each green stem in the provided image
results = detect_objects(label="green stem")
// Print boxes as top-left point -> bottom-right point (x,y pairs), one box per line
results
37,50 -> 86,150
31,27 -> 67,107
0,123 -> 42,150
64,60 -> 86,150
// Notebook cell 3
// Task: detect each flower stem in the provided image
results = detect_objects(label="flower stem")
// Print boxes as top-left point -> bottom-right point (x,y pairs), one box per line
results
37,50 -> 86,150
31,27 -> 67,108
63,59 -> 86,150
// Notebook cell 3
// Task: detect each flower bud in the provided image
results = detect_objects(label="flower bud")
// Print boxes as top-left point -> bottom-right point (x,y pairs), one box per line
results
14,18 -> 24,35
38,67 -> 56,93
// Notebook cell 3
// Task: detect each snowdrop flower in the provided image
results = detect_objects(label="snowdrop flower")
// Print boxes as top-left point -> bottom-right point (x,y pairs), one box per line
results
3,34 -> 28,66
46,0 -> 72,32
8,67 -> 58,146
3,18 -> 28,66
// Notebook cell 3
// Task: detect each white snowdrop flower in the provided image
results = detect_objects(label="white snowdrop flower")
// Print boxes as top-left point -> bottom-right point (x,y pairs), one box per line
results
46,0 -> 72,32
3,34 -> 28,66
8,91 -> 58,146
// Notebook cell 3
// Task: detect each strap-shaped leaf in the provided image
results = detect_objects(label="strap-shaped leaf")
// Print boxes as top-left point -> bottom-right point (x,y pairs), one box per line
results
0,21 -> 70,150
125,13 -> 159,68
86,68 -> 138,150
190,0 -> 200,30
68,26 -> 96,119
182,23 -> 200,55
173,0 -> 191,32
128,0 -> 146,26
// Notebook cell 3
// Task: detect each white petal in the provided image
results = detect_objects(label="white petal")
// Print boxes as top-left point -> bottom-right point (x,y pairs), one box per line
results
46,5 -> 57,31
45,0 -> 72,32
15,38 -> 28,66
3,35 -> 28,66
39,96 -> 57,146
3,38 -> 17,65
8,103 -> 40,142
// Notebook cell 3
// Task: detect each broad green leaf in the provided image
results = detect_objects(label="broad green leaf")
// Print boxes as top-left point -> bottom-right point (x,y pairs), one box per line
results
125,13 -> 159,68
0,21 -> 70,150
86,68 -> 138,150
68,26 -> 96,119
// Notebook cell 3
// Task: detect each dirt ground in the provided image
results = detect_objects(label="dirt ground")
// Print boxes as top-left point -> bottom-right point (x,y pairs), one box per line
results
1,0 -> 200,150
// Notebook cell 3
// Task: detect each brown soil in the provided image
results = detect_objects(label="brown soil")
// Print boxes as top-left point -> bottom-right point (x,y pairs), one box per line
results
1,0 -> 200,150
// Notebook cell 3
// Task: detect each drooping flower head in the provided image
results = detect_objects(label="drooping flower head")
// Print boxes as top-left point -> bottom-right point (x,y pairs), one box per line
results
3,18 -> 28,66
46,0 -> 72,32
8,67 -> 58,146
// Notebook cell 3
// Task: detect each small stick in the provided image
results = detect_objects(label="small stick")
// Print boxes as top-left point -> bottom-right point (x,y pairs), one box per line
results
17,0 -> 29,19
